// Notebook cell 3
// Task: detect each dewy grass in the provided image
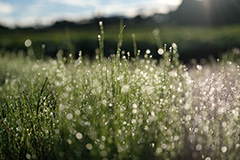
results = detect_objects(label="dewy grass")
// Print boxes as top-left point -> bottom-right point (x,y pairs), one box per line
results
1,22 -> 240,160
98,21 -> 104,62
1,77 -> 57,159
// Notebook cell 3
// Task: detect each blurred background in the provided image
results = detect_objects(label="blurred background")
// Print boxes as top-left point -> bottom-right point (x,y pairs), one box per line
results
0,0 -> 240,62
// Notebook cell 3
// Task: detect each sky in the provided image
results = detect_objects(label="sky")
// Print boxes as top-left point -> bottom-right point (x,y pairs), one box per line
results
0,0 -> 182,28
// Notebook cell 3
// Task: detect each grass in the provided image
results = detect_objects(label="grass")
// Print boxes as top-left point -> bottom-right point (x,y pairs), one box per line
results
1,22 -> 240,160
1,23 -> 240,61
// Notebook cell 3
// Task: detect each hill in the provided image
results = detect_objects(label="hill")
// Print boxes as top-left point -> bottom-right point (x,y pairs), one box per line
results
170,0 -> 240,25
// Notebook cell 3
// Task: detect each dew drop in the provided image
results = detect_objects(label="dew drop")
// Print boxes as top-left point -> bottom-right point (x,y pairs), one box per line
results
151,143 -> 155,148
32,154 -> 37,159
152,28 -> 160,36
196,144 -> 202,151
221,146 -> 227,153
132,109 -> 137,114
186,115 -> 191,121
66,113 -> 73,120
86,143 -> 93,150
158,48 -> 164,55
172,43 -> 178,49
102,99 -> 107,106
155,147 -> 162,154
100,150 -> 108,157
67,139 -> 72,145
146,49 -> 151,54
26,153 -> 31,159
75,110 -> 80,115
222,121 -> 227,128
132,103 -> 137,109
203,126 -> 209,132
24,39 -> 32,47
99,144 -> 105,150
76,132 -> 83,140
121,84 -> 130,93
196,65 -> 202,71
131,119 -> 136,124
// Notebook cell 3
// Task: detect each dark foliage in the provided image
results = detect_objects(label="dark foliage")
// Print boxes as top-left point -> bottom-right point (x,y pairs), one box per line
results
170,0 -> 240,25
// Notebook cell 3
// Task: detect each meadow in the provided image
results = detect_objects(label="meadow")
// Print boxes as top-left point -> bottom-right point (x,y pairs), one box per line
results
1,22 -> 240,62
1,22 -> 240,160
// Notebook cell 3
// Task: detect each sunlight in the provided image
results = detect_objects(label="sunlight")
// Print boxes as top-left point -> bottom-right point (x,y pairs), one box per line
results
201,0 -> 211,23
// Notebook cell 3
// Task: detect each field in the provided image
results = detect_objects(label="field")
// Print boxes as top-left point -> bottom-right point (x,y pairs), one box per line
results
1,23 -> 240,62
1,23 -> 240,160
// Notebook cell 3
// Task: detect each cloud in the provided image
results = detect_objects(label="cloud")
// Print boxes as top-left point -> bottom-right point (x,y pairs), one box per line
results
0,2 -> 14,14
154,0 -> 182,6
1,12 -> 93,28
48,0 -> 99,7
94,0 -> 182,17
0,0 -> 182,28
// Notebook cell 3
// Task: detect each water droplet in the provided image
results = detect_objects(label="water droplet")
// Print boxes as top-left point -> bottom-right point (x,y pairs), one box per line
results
152,28 -> 160,36
195,106 -> 198,111
222,122 -> 227,128
102,99 -> 107,106
146,49 -> 151,54
67,139 -> 72,144
75,110 -> 80,115
174,136 -> 179,141
131,119 -> 136,124
221,146 -> 227,153
203,126 -> 209,132
66,113 -> 73,120
196,65 -> 202,71
101,136 -> 106,141
236,144 -> 240,149
184,104 -> 191,110
59,151 -> 64,157
158,48 -> 164,55
84,122 -> 90,126
211,145 -> 216,151
24,39 -> 32,47
144,126 -> 149,131
196,144 -> 202,151
32,154 -> 37,159
186,115 -> 191,121
121,84 -> 130,93
99,144 -> 105,150
86,143 -> 93,150
76,133 -> 83,140
155,147 -> 162,154
132,109 -> 137,114
100,150 -> 108,157
132,103 -> 137,109
172,43 -> 178,49
26,153 -> 31,159
151,143 -> 155,148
